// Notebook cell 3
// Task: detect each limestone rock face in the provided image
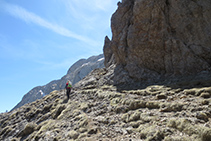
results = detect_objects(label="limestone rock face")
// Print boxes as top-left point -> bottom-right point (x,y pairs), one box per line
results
104,0 -> 211,84
12,54 -> 104,110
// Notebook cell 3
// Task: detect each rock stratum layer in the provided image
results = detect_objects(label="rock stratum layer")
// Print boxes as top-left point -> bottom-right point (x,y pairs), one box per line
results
104,0 -> 211,84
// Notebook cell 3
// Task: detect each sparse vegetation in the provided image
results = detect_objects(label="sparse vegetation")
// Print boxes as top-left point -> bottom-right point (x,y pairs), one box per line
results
1,77 -> 211,140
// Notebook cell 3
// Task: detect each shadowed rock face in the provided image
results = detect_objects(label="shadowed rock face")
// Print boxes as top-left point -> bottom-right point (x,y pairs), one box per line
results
104,0 -> 211,84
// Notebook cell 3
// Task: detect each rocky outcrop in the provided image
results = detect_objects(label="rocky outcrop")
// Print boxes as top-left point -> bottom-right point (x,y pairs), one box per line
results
104,0 -> 211,85
12,54 -> 104,110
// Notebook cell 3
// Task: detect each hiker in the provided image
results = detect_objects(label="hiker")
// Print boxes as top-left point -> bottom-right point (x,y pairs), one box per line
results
65,80 -> 72,99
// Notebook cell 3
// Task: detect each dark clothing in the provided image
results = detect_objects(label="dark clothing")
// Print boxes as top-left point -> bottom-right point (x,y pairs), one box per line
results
66,89 -> 71,99
65,82 -> 72,99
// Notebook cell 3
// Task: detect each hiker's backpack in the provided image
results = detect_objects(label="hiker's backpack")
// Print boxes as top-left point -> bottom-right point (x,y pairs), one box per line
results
68,82 -> 72,88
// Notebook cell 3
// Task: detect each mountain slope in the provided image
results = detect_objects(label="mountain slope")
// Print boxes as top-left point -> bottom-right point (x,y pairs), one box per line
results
12,54 -> 104,110
0,73 -> 211,140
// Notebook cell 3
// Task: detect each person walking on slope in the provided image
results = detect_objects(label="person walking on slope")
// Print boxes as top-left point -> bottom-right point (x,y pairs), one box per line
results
65,80 -> 72,99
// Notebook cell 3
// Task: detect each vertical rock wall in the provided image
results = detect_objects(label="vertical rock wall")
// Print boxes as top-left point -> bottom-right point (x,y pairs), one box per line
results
104,0 -> 211,84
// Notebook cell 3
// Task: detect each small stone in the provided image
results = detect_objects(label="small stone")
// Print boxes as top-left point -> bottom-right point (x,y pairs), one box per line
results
68,130 -> 79,139
156,94 -> 167,99
201,128 -> 211,141
200,92 -> 210,99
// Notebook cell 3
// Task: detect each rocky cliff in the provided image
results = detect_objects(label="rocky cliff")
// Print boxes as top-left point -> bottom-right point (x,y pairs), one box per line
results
12,54 -> 104,110
104,0 -> 211,85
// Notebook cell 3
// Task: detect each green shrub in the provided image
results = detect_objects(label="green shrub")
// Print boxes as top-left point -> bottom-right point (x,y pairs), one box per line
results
128,111 -> 142,122
51,104 -> 66,119
184,89 -> 196,95
146,101 -> 160,109
164,136 -> 190,141
128,90 -> 147,96
160,102 -> 183,112
129,121 -> 143,128
167,119 -> 177,128
201,128 -> 211,141
78,117 -> 88,128
122,113 -> 130,123
129,100 -> 146,110
80,102 -> 89,111
200,92 -> 210,98
196,112 -> 209,122
167,118 -> 205,137
115,105 -> 128,113
21,122 -> 37,136
78,132 -> 87,139
139,125 -> 158,139
157,93 -> 167,99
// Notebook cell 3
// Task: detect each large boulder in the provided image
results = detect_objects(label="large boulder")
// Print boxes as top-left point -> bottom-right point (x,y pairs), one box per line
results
104,0 -> 211,84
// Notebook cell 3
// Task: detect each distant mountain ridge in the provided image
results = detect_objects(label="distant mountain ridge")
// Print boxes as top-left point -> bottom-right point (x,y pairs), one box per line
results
12,54 -> 104,110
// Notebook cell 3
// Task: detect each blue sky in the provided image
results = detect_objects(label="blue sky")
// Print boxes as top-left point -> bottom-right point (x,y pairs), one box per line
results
0,0 -> 118,113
